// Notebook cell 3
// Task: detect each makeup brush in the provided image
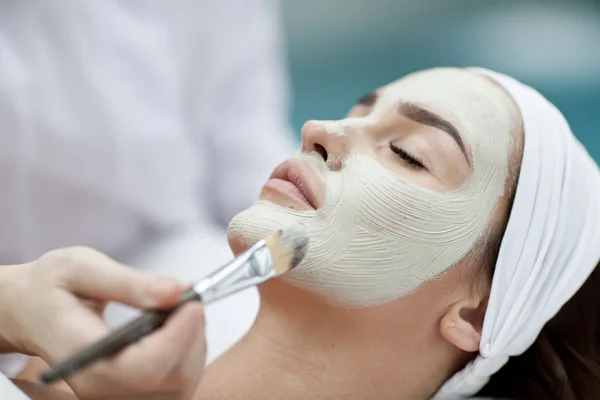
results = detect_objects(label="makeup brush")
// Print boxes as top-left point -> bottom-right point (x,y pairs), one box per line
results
40,226 -> 309,384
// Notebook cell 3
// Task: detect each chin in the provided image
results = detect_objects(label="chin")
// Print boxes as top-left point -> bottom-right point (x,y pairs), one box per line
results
226,234 -> 247,256
227,199 -> 312,255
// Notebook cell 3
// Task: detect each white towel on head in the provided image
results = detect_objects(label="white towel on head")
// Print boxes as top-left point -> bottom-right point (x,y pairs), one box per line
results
433,68 -> 600,399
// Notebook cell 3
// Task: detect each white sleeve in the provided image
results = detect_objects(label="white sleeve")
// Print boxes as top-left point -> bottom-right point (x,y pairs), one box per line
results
0,372 -> 30,400
0,354 -> 28,378
187,0 -> 299,226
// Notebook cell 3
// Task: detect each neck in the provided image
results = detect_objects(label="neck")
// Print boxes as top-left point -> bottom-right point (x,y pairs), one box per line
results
195,280 -> 463,400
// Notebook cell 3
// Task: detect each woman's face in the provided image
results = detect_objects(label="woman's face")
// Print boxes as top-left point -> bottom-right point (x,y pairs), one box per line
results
228,68 -> 516,307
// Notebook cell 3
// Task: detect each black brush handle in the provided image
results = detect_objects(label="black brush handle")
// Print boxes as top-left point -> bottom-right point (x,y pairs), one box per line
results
40,287 -> 201,384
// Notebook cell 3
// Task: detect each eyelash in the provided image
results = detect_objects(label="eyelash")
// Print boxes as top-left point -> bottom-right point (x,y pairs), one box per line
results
389,142 -> 426,169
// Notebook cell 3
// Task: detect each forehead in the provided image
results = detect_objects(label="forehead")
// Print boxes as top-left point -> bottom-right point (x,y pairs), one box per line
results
377,68 -> 514,147
380,68 -> 499,105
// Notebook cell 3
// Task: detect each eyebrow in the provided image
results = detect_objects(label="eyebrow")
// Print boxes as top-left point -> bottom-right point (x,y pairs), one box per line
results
354,93 -> 470,166
355,92 -> 378,106
398,102 -> 470,166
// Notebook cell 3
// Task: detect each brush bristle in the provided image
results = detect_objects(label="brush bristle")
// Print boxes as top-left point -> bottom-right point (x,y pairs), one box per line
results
265,226 -> 309,276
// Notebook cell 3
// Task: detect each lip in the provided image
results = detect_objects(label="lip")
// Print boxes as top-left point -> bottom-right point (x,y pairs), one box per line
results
261,159 -> 322,210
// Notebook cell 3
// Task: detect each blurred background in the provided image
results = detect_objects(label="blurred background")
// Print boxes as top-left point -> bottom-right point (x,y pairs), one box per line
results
279,0 -> 600,159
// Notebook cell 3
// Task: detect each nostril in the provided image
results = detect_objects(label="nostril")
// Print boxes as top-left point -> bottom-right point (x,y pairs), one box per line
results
314,143 -> 328,162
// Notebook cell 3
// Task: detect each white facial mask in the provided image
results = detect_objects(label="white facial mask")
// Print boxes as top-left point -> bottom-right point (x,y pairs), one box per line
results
229,69 -> 514,307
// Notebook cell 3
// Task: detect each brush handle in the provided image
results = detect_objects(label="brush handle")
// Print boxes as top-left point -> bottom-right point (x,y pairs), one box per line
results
40,287 -> 201,384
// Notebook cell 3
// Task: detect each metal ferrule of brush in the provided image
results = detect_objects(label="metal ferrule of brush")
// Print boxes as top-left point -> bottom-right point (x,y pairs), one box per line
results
193,240 -> 275,303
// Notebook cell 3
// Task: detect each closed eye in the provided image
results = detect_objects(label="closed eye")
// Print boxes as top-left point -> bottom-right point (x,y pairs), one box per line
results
389,142 -> 426,170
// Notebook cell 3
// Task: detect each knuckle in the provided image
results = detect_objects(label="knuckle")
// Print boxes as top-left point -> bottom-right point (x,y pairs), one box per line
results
39,248 -> 68,265
38,248 -> 75,280
36,248 -> 96,287
66,246 -> 101,263
41,246 -> 96,269
54,246 -> 103,277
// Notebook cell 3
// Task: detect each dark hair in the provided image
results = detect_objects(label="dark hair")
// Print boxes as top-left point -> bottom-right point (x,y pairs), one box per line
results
471,161 -> 600,399
461,78 -> 600,399
464,82 -> 600,398
477,259 -> 600,400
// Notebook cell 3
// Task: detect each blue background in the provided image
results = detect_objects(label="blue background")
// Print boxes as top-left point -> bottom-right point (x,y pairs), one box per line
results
280,0 -> 600,159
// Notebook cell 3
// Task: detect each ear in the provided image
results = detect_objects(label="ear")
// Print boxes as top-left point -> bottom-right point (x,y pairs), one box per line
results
439,298 -> 487,352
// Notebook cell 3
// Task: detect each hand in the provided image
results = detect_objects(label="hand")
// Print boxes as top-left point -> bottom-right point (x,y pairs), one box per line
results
0,247 -> 206,399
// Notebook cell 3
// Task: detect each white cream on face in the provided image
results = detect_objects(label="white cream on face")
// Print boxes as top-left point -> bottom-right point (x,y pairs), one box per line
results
229,69 -> 514,307
322,118 -> 372,136
320,94 -> 398,137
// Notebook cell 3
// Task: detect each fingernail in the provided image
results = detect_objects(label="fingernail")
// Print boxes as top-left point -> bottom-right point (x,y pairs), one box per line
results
149,279 -> 178,301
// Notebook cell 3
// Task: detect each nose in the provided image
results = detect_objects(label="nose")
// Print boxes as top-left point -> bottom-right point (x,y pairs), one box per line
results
300,120 -> 351,163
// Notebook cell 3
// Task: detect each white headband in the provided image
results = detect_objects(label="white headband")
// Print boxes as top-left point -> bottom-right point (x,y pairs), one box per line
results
433,68 -> 600,398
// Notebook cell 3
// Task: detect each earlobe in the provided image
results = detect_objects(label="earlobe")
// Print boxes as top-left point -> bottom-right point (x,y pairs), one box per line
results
440,298 -> 487,353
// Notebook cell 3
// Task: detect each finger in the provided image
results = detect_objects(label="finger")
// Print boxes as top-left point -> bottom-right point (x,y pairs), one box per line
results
111,303 -> 205,390
58,247 -> 184,309
179,309 -> 208,399
47,305 -> 112,362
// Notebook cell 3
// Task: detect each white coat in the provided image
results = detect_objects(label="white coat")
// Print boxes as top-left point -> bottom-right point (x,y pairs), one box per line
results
0,0 -> 297,386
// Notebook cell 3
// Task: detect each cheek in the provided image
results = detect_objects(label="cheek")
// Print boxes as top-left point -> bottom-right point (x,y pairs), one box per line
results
280,155 -> 498,307
353,160 -> 474,240
443,161 -> 472,189
351,142 -> 446,194
377,155 -> 444,192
